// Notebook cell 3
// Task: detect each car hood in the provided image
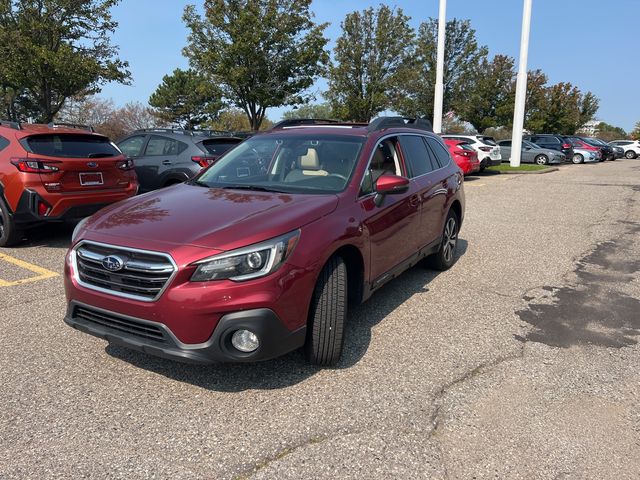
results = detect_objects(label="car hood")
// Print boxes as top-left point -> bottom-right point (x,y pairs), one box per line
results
83,184 -> 339,250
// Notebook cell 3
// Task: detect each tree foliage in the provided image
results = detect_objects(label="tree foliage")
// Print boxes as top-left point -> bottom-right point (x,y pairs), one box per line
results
57,96 -> 161,141
282,103 -> 334,120
206,109 -> 272,132
149,68 -> 223,129
183,0 -> 328,131
631,121 -> 640,140
395,18 -> 487,120
326,5 -> 414,122
594,122 -> 627,142
454,55 -> 515,133
0,0 -> 130,122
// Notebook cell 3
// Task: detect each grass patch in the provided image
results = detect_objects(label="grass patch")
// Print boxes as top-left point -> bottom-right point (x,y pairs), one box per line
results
487,163 -> 549,172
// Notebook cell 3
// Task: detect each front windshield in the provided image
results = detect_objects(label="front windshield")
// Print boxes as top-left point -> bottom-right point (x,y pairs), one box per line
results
194,134 -> 365,194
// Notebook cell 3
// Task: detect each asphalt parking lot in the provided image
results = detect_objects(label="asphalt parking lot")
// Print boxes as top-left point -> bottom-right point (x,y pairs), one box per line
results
1,160 -> 639,479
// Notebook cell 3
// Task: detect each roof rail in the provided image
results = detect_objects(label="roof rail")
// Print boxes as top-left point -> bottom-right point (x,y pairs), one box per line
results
271,118 -> 343,129
367,116 -> 433,133
133,128 -> 195,135
0,119 -> 22,130
48,122 -> 95,132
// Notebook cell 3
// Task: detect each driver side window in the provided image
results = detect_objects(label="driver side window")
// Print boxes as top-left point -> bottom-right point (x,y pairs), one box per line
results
361,138 -> 402,196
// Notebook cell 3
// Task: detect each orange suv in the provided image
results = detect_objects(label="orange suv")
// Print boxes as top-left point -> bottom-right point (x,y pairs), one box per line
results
0,120 -> 138,246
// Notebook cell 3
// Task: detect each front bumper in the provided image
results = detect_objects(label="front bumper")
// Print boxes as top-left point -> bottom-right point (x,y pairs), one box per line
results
64,301 -> 306,363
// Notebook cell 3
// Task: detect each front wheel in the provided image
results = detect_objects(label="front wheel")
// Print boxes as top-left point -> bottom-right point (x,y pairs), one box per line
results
625,150 -> 636,159
0,200 -> 23,247
426,209 -> 459,271
535,154 -> 549,165
304,256 -> 347,367
572,153 -> 584,164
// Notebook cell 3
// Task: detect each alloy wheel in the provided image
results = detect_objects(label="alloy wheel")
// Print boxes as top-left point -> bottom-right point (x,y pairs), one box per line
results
572,154 -> 583,164
443,217 -> 458,263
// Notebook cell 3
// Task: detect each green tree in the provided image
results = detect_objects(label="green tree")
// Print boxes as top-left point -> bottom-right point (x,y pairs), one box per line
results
282,103 -> 334,120
526,83 -> 599,134
149,68 -> 223,129
326,5 -> 414,122
183,0 -> 328,131
594,122 -> 627,142
454,55 -> 515,133
207,109 -> 272,132
395,18 -> 488,120
631,121 -> 640,140
0,0 -> 130,122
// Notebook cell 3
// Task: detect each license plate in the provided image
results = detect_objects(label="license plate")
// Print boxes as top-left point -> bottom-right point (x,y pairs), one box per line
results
79,172 -> 104,186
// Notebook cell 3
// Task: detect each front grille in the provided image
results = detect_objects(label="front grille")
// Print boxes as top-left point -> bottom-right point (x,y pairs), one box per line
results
74,242 -> 175,301
74,305 -> 167,342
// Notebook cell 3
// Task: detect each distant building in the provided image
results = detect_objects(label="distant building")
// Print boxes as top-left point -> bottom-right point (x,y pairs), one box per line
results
578,120 -> 600,136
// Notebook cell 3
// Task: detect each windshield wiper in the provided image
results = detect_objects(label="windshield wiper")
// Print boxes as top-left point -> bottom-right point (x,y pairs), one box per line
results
220,185 -> 288,193
189,179 -> 210,188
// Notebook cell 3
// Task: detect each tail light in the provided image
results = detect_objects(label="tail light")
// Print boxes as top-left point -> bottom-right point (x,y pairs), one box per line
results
192,156 -> 217,168
117,158 -> 135,170
37,199 -> 52,216
11,158 -> 60,173
455,149 -> 470,157
562,143 -> 571,149
478,146 -> 492,152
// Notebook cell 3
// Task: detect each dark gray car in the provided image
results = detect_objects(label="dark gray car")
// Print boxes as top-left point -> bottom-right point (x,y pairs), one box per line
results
117,129 -> 243,192
498,139 -> 566,165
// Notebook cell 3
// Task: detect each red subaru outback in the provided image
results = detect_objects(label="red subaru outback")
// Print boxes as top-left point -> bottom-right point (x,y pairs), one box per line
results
64,117 -> 465,366
0,121 -> 138,246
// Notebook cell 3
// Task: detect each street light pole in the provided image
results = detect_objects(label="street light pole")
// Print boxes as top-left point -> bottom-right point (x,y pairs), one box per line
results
432,0 -> 447,134
510,0 -> 533,167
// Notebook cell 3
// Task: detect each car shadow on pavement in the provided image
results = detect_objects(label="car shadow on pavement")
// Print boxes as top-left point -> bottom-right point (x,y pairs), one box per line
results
105,239 -> 468,392
11,223 -> 74,249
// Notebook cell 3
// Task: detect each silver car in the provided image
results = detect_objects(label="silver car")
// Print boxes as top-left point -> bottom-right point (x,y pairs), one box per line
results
497,139 -> 566,165
571,148 -> 599,164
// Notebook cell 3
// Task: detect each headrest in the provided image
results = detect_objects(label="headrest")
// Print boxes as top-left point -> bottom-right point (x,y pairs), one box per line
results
299,148 -> 320,169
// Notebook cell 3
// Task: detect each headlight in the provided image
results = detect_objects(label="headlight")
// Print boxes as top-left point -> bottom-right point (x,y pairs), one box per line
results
71,217 -> 89,243
190,230 -> 300,282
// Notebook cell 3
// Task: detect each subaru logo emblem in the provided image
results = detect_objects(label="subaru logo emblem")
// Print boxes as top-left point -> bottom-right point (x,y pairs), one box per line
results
102,255 -> 124,272
87,162 -> 98,168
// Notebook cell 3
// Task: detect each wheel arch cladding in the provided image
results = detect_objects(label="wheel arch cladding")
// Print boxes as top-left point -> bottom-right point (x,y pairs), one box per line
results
450,199 -> 463,229
332,244 -> 364,306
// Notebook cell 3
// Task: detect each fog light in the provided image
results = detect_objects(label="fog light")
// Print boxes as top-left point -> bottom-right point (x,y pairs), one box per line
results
231,329 -> 259,353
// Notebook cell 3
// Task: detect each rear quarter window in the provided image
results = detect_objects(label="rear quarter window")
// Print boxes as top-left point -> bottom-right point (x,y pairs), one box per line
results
424,137 -> 451,168
23,134 -> 120,158
0,136 -> 9,152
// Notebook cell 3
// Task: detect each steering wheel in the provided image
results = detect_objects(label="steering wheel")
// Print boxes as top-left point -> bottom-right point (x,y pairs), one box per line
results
327,173 -> 348,182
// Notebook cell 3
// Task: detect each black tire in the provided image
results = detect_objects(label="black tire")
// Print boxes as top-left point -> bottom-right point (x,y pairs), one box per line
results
304,256 -> 347,366
535,154 -> 548,165
0,199 -> 23,247
625,150 -> 636,159
426,209 -> 459,271
572,153 -> 584,164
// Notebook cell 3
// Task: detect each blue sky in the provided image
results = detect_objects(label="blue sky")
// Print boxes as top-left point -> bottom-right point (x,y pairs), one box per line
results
102,0 -> 639,131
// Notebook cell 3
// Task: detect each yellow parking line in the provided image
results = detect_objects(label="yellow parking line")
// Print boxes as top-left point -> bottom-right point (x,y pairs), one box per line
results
0,252 -> 59,287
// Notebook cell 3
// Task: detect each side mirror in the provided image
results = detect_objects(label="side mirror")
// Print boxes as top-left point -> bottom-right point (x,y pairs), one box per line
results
374,174 -> 410,206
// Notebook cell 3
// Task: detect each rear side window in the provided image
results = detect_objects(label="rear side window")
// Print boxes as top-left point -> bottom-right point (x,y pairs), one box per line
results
479,136 -> 497,146
535,136 -> 560,145
399,135 -> 435,177
24,134 -> 120,158
0,136 -> 9,152
499,140 -> 512,147
201,139 -> 241,156
424,137 -> 451,168
144,135 -> 188,156
118,135 -> 146,156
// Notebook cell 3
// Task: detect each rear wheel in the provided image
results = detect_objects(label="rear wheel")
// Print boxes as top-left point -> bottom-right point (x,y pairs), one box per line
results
426,209 -> 459,271
535,154 -> 549,165
572,153 -> 584,164
0,200 -> 23,247
304,256 -> 347,367
625,150 -> 637,159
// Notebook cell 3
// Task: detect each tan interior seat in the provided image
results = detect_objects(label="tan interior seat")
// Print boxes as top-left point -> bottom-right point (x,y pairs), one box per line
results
285,147 -> 328,182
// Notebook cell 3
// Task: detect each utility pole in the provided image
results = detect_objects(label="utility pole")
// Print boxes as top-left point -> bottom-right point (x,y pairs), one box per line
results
510,0 -> 533,167
432,0 -> 447,134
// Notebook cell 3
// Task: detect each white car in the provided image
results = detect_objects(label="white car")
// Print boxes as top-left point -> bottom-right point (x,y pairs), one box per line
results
442,135 -> 501,171
572,148 -> 599,164
608,140 -> 640,159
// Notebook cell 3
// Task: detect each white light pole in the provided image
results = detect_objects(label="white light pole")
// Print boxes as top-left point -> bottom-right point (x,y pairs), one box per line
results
432,0 -> 447,134
510,0 -> 533,167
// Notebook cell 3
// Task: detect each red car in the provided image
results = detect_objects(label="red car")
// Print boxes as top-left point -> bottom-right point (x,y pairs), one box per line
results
0,121 -> 138,246
64,117 -> 466,366
444,139 -> 481,175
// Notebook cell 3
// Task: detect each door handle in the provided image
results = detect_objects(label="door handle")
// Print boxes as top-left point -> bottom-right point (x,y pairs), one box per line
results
409,194 -> 420,207
162,160 -> 172,166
